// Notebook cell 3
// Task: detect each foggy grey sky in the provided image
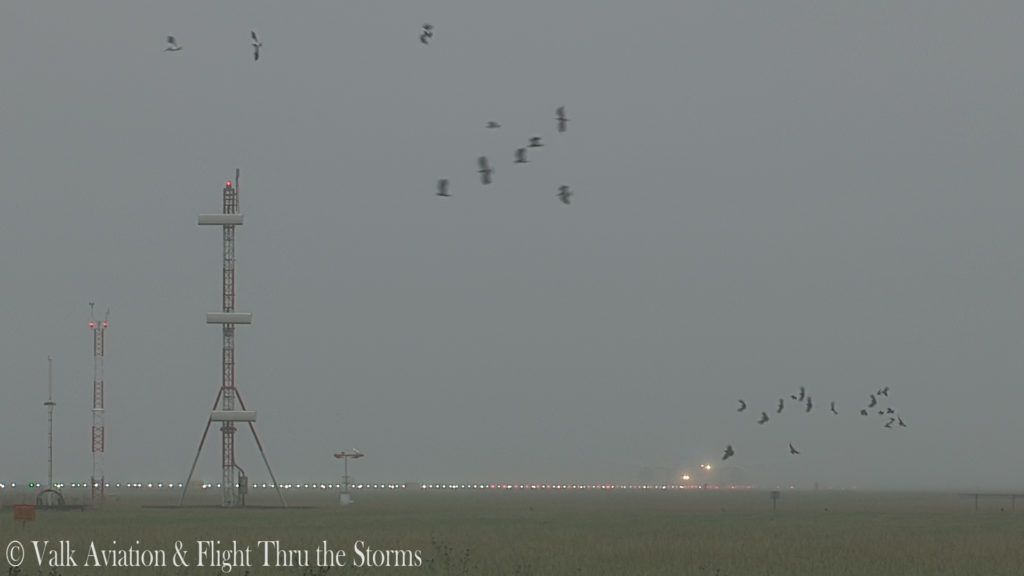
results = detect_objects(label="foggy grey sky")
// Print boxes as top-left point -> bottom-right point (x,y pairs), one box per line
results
2,2 -> 1024,491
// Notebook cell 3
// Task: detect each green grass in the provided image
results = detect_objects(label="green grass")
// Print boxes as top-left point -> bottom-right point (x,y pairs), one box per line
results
2,489 -> 1022,575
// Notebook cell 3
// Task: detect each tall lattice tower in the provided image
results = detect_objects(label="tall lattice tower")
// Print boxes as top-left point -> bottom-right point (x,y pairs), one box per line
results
180,170 -> 285,508
89,303 -> 108,505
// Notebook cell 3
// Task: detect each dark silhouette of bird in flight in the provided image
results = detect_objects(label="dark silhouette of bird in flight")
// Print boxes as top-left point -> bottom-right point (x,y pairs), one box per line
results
790,386 -> 805,402
722,445 -> 735,461
556,106 -> 568,133
805,396 -> 813,412
789,443 -> 800,455
879,386 -> 889,397
868,394 -> 877,408
514,148 -> 528,163
477,156 -> 493,184
776,398 -> 784,413
528,136 -> 543,148
758,412 -> 769,424
884,417 -> 895,429
829,401 -> 838,415
885,407 -> 895,414
878,410 -> 885,415
557,185 -> 572,205
860,409 -> 868,416
436,179 -> 450,197
165,36 -> 182,52
251,30 -> 262,61
486,121 -> 502,129
898,416 -> 906,428
420,23 -> 434,44
737,400 -> 747,412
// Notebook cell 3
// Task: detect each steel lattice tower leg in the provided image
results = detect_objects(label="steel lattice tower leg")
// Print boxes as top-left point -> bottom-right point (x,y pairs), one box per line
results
89,304 -> 108,506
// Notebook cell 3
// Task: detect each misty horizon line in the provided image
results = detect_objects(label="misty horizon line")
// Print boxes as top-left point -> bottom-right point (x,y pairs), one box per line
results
4,481 -> 1022,495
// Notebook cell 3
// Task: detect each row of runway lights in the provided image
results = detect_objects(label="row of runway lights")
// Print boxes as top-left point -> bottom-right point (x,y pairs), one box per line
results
0,482 -> 758,491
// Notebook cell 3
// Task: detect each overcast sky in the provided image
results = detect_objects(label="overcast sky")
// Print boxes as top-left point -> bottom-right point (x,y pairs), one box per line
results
2,1 -> 1024,491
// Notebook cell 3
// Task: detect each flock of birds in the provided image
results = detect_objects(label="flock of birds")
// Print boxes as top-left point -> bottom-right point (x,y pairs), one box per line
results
417,25 -> 574,204
165,26 -> 575,206
440,104 -> 574,204
722,385 -> 908,462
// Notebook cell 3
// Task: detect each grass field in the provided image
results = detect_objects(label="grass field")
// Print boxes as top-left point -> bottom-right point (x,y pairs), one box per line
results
2,488 -> 1022,575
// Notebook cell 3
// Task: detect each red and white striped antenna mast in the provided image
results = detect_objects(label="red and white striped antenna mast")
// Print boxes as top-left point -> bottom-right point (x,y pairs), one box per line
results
88,302 -> 108,506
180,170 -> 285,507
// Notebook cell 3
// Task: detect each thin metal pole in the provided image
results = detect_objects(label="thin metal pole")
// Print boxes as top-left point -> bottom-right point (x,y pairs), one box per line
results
46,356 -> 54,489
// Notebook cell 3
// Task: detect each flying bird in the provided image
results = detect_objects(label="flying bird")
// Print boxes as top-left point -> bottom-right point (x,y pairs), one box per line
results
737,400 -> 747,412
829,401 -> 838,415
885,407 -> 895,414
528,136 -> 543,148
436,179 -> 450,197
486,121 -> 502,129
791,386 -> 805,402
477,156 -> 493,185
860,409 -> 868,416
722,445 -> 735,461
776,398 -> 784,414
897,416 -> 906,428
557,185 -> 573,205
879,386 -> 890,397
757,412 -> 769,424
868,394 -> 877,408
805,396 -> 813,413
164,36 -> 182,52
556,106 -> 568,133
251,30 -> 262,61
514,148 -> 528,163
789,443 -> 800,455
420,24 -> 434,44
884,417 -> 895,429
